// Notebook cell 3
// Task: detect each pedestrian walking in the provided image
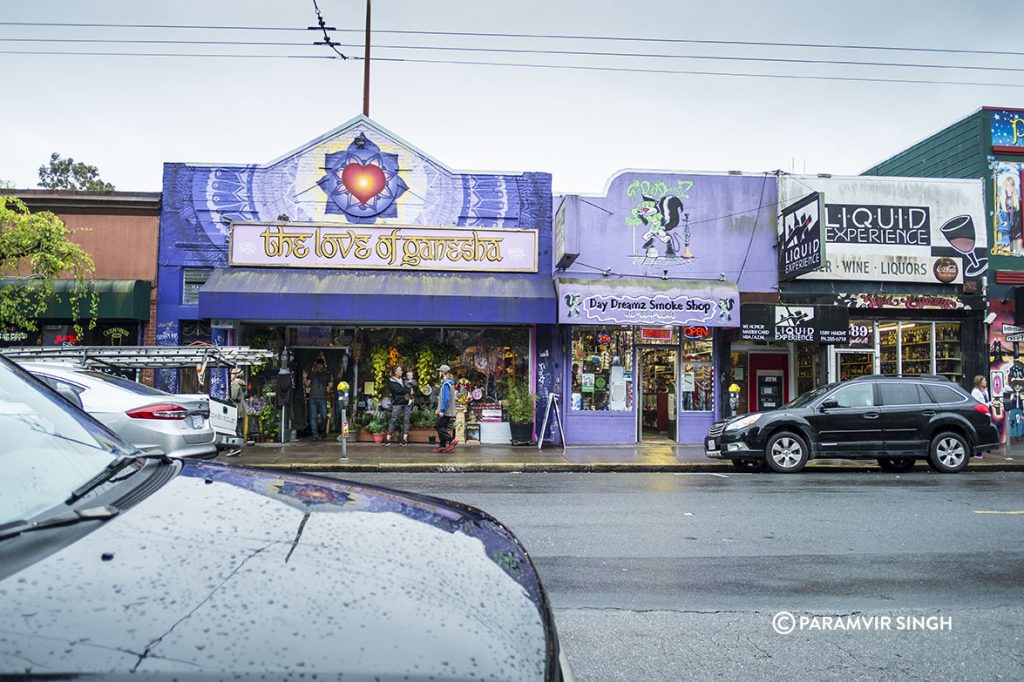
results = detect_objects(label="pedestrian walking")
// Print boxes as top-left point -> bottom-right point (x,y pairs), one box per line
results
304,357 -> 330,441
228,368 -> 247,454
384,365 -> 411,446
434,365 -> 457,453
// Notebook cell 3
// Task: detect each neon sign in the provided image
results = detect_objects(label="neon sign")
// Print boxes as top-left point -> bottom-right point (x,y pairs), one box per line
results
641,328 -> 673,340
682,326 -> 710,339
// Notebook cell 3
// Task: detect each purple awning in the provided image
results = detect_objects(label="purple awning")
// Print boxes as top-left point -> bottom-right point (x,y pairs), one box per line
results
198,268 -> 555,325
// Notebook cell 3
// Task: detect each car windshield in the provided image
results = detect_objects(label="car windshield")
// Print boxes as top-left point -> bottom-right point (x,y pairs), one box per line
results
0,359 -> 134,526
75,369 -> 169,396
784,383 -> 838,409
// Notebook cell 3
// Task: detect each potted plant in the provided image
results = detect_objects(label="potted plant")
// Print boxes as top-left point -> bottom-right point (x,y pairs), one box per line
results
366,417 -> 387,444
504,382 -> 535,446
408,406 -> 438,443
257,402 -> 279,442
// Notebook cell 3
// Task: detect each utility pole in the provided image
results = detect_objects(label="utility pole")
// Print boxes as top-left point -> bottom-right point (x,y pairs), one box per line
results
363,0 -> 371,117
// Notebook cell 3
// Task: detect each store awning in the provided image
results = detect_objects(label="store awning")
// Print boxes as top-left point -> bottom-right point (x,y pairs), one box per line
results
0,278 -> 151,320
555,277 -> 740,326
198,268 -> 556,324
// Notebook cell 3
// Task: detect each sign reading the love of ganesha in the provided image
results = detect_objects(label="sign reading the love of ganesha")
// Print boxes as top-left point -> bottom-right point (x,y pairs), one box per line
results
229,222 -> 540,273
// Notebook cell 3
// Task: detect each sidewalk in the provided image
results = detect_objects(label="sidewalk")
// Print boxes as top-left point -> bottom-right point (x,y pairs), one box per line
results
215,438 -> 1024,473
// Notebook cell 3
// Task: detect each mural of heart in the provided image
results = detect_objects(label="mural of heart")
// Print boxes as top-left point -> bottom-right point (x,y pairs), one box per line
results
341,163 -> 386,204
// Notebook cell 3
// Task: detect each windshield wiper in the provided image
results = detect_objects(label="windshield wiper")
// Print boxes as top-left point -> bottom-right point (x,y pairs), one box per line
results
64,453 -> 171,505
0,505 -> 119,541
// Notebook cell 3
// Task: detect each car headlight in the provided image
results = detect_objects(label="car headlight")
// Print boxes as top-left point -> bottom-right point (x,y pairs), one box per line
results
725,414 -> 761,431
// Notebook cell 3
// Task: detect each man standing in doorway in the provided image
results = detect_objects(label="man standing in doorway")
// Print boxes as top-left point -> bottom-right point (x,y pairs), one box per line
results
434,364 -> 457,453
304,358 -> 330,441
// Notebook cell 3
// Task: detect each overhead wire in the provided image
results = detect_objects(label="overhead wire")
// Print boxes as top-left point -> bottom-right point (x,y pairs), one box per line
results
1,37 -> 1022,74
1,20 -> 1022,59
0,50 -> 1020,88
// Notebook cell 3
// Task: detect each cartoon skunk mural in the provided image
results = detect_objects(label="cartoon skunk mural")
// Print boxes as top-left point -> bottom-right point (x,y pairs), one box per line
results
637,194 -> 685,258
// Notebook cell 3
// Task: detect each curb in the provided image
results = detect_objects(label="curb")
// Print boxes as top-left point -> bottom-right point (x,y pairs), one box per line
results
223,461 -> 1024,474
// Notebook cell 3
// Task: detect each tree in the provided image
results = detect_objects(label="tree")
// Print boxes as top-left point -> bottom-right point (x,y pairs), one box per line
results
0,196 -> 98,335
37,152 -> 115,191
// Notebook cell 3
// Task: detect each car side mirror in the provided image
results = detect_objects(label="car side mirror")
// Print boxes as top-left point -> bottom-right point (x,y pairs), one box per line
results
56,386 -> 83,410
819,399 -> 839,411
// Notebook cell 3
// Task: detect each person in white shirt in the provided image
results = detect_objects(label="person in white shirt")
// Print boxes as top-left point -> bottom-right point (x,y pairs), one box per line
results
972,375 -> 990,404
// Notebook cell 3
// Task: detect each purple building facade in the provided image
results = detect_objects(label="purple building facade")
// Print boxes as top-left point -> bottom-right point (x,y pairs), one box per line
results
552,172 -> 779,445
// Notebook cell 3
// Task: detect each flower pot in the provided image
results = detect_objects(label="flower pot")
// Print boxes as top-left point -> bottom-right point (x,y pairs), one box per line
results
509,422 -> 533,446
372,433 -> 386,444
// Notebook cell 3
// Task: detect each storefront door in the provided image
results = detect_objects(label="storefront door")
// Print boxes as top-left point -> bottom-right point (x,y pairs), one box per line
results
833,349 -> 876,382
639,347 -> 677,441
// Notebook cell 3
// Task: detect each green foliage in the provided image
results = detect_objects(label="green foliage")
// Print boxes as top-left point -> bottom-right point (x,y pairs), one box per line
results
412,406 -> 436,429
258,402 -> 278,438
504,382 -> 536,424
365,417 -> 387,434
0,196 -> 98,335
369,346 -> 389,398
37,152 -> 115,191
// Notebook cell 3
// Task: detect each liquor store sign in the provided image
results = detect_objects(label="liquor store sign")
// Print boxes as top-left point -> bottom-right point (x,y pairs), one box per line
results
740,304 -> 849,344
229,222 -> 539,273
778,177 -> 988,284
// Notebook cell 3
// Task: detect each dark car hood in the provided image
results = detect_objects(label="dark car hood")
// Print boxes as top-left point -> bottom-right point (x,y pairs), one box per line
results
0,461 -> 549,680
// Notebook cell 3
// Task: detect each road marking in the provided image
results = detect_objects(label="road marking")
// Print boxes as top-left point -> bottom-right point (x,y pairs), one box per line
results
673,472 -> 729,478
973,510 -> 1024,515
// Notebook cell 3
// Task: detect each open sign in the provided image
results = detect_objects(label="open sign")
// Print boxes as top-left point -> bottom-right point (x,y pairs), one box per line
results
682,326 -> 710,339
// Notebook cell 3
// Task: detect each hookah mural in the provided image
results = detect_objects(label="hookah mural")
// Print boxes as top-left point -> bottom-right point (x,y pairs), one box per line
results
625,178 -> 695,264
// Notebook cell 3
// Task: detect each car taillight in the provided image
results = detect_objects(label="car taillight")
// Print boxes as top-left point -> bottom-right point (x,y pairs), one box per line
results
127,404 -> 190,420
973,403 -> 990,415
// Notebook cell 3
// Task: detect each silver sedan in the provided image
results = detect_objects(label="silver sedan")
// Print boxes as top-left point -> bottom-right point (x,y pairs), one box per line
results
19,362 -> 217,459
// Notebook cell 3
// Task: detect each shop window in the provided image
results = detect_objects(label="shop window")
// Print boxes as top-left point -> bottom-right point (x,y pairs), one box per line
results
879,323 -> 898,376
796,343 -> 819,395
182,269 -> 211,305
935,323 -> 962,383
570,327 -> 633,411
900,322 -> 932,376
728,351 -> 750,416
680,337 -> 713,411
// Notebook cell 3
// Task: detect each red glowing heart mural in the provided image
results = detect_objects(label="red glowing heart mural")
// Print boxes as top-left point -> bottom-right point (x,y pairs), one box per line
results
341,163 -> 386,205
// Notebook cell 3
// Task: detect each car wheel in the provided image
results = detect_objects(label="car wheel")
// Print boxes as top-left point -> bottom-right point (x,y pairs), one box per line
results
731,458 -> 767,472
765,432 -> 809,473
877,457 -> 916,473
928,432 -> 969,473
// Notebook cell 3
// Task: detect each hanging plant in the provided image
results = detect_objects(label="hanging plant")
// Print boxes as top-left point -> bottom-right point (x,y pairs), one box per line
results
370,346 -> 389,398
416,345 -> 435,388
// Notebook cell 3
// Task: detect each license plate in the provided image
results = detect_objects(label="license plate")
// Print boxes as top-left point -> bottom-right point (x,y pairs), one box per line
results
706,438 -> 715,450
191,415 -> 204,429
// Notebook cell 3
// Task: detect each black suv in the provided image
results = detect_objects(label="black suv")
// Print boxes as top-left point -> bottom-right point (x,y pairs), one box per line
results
705,375 -> 999,473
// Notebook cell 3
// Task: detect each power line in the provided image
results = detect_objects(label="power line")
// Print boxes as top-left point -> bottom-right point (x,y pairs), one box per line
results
1,49 -> 1020,88
368,56 -> 1024,89
0,21 -> 1021,59
2,37 -> 1022,74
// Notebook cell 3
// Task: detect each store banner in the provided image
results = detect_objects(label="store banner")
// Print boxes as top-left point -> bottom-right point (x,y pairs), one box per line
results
778,176 -> 988,284
834,293 -> 971,310
229,222 -> 539,273
740,304 -> 849,343
779,191 -> 826,281
557,278 -> 739,326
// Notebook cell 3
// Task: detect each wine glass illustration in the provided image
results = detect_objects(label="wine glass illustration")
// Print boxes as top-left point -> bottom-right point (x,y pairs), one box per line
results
939,214 -> 987,277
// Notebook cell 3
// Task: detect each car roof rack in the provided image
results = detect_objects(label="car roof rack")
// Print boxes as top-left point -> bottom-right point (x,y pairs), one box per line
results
0,343 -> 274,370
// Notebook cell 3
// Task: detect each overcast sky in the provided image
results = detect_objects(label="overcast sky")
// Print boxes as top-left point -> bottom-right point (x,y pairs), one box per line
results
1,0 -> 1019,194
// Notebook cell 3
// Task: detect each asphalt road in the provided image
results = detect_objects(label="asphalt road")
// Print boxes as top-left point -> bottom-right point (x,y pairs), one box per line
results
324,470 -> 1024,681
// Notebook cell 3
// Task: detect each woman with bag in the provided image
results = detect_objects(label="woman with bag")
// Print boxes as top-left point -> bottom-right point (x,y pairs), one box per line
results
384,365 -> 410,447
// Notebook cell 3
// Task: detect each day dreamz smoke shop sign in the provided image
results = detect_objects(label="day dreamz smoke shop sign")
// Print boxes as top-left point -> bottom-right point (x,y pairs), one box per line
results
229,222 -> 539,272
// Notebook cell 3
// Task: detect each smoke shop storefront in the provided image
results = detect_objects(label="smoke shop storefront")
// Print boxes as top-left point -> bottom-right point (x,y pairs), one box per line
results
556,278 -> 740,445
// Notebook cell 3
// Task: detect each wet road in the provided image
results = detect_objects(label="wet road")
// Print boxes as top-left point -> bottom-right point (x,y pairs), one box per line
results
325,470 -> 1024,681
